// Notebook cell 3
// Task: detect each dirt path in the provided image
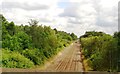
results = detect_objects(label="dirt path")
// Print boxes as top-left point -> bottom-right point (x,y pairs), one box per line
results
2,41 -> 84,72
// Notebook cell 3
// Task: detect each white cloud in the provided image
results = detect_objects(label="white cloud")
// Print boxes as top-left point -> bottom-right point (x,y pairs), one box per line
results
59,0 -> 119,36
1,0 -> 119,36
1,0 -> 63,25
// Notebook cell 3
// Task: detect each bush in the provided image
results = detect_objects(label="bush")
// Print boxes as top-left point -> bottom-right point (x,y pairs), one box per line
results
1,15 -> 77,68
21,48 -> 46,65
80,32 -> 118,71
2,49 -> 34,68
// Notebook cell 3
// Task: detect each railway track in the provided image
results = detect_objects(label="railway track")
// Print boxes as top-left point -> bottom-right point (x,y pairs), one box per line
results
45,41 -> 84,72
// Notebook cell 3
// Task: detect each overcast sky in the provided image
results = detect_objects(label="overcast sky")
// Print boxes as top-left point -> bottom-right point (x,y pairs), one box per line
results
1,0 -> 119,36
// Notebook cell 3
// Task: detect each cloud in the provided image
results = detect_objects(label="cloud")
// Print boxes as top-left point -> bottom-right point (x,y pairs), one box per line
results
1,0 -> 63,24
67,17 -> 82,24
1,0 -> 119,36
58,0 -> 119,36
2,2 -> 49,10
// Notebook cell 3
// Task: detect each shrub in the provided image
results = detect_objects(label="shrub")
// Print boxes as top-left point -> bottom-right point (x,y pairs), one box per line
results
21,48 -> 46,65
80,32 -> 118,71
2,49 -> 34,68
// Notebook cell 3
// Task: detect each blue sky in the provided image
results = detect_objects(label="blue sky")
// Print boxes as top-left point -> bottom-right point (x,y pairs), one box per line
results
58,1 -> 70,8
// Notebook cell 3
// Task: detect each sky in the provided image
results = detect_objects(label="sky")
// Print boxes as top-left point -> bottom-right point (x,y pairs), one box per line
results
1,0 -> 119,37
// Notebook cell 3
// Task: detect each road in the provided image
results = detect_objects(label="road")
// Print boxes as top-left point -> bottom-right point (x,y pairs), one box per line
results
2,41 -> 84,72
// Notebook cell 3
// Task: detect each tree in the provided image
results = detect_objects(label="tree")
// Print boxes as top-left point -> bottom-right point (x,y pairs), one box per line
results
2,15 -> 77,68
70,33 -> 77,40
28,19 -> 39,26
6,22 -> 16,36
80,31 -> 119,71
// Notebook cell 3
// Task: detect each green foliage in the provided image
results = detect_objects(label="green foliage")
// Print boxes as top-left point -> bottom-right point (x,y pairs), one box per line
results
80,31 -> 105,38
113,32 -> 120,71
70,33 -> 77,40
2,49 -> 34,68
15,31 -> 33,50
28,19 -> 39,26
6,22 -> 16,36
80,31 -> 119,72
2,15 -> 76,68
21,49 -> 46,65
2,31 -> 32,51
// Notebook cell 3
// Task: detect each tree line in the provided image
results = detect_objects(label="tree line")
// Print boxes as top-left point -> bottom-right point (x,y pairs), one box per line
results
1,15 -> 77,68
80,31 -> 120,72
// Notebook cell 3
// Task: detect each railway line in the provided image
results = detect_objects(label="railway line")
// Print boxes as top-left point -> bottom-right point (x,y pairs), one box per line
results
45,41 -> 84,72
